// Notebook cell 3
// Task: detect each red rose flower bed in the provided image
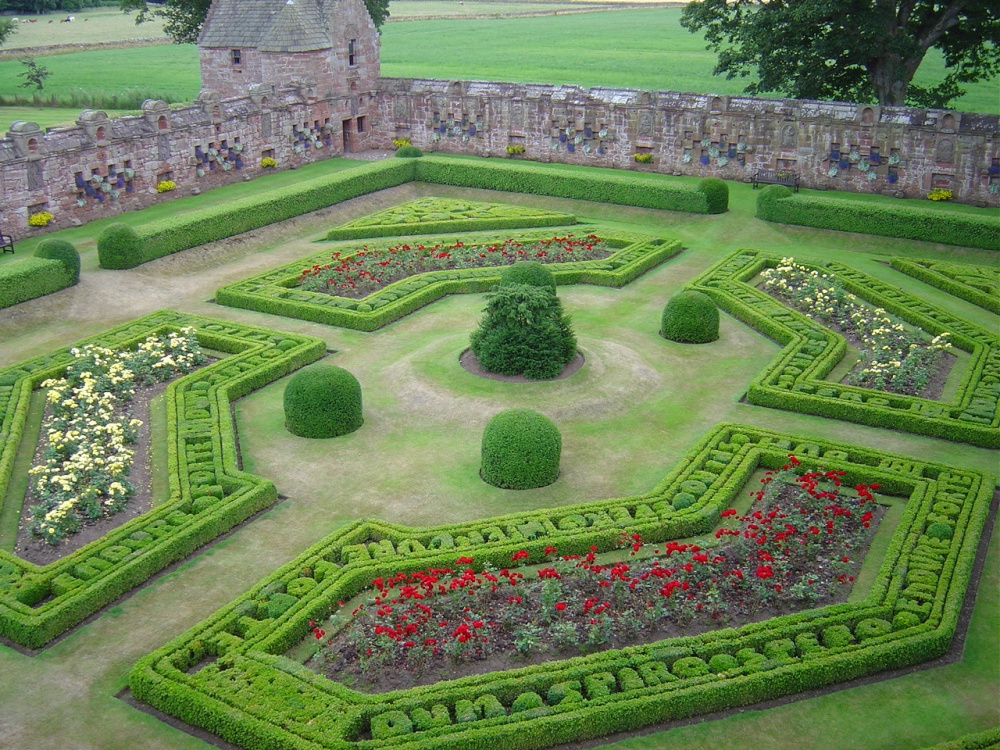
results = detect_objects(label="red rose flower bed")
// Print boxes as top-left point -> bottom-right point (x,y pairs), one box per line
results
305,457 -> 884,692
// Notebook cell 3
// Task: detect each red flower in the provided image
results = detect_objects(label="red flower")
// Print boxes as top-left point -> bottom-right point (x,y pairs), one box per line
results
456,556 -> 474,564
554,602 -> 566,611
755,565 -> 774,579
544,545 -> 558,555
720,508 -> 737,517
512,549 -> 529,561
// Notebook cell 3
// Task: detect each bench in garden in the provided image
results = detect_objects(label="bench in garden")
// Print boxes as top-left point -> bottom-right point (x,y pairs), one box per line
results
752,169 -> 800,192
1,234 -> 13,254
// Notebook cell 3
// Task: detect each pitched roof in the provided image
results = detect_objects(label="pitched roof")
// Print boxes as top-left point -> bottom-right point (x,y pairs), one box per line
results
199,0 -> 333,52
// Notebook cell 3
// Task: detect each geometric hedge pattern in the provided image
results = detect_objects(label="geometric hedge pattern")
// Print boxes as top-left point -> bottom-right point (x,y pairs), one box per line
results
688,250 -> 1000,448
889,257 -> 1000,315
129,422 -> 993,750
0,311 -> 326,649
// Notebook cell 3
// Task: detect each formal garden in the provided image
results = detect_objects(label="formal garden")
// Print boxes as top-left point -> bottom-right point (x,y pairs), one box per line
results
0,150 -> 997,750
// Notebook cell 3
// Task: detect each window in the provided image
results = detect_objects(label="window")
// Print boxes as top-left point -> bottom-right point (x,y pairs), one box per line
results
356,116 -> 366,133
348,39 -> 357,66
231,49 -> 241,65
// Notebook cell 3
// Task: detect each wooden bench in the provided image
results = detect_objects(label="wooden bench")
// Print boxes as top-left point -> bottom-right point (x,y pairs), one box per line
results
752,169 -> 800,192
0,233 -> 13,254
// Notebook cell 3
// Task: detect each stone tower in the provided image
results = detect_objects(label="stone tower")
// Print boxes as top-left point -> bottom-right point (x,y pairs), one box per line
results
198,0 -> 380,101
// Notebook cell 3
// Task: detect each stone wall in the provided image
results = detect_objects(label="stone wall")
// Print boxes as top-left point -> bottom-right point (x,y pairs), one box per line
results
0,88 -> 377,240
373,78 -> 1000,207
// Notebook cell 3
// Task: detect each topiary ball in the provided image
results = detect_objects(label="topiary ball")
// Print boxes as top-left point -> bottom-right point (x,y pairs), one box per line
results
33,238 -> 81,284
284,364 -> 363,438
499,261 -> 556,292
697,177 -> 729,214
395,145 -> 423,158
660,290 -> 720,344
97,223 -> 141,270
481,408 -> 561,489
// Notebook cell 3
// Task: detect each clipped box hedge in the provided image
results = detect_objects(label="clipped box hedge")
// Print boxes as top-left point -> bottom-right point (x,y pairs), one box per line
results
686,250 -> 1000,447
756,185 -> 1000,251
890,257 -> 1000,315
0,257 -> 76,310
98,156 -> 721,269
216,226 -> 682,331
0,311 -> 326,648
128,422 -> 993,750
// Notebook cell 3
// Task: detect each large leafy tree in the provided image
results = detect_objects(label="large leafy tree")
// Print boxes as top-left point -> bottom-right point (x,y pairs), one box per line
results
680,0 -> 1000,108
119,0 -> 390,44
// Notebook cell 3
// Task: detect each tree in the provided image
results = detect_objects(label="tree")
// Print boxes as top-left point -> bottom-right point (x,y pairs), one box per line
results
679,0 -> 1000,108
18,57 -> 50,91
0,18 -> 15,49
119,0 -> 390,44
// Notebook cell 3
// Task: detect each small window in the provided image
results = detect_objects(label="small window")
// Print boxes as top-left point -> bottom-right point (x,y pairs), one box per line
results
356,116 -> 366,133
348,39 -> 357,66
231,49 -> 241,65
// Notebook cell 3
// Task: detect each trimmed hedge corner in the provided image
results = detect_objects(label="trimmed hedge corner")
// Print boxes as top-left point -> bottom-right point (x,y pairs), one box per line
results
97,223 -> 142,270
0,256 -> 75,310
33,238 -> 81,284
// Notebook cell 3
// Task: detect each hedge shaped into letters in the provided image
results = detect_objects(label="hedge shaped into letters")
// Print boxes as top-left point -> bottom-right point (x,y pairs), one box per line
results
216,226 -> 681,331
756,184 -> 1000,251
324,197 -> 578,241
98,156 -> 719,269
686,250 -> 1000,447
0,310 -> 326,648
129,422 -> 993,750
889,258 -> 1000,315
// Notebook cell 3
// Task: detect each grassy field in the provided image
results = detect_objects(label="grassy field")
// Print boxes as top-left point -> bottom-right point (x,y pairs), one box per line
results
1,6 -> 996,127
0,6 -> 167,48
0,156 -> 996,749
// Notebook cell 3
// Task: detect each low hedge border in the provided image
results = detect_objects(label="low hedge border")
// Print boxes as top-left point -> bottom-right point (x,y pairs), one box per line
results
323,197 -> 578,241
889,258 -> 1000,315
756,185 -> 1000,251
0,310 -> 326,649
216,227 -> 682,332
0,257 -> 76,310
686,250 -> 999,447
98,156 -> 720,270
128,422 -> 993,750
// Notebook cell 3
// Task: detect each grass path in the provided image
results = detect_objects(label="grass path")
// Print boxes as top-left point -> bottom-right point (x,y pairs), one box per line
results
0,164 -> 996,749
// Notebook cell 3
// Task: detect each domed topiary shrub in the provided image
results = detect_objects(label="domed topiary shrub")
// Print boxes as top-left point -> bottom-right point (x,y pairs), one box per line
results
697,177 -> 729,214
97,223 -> 141,270
660,290 -> 720,344
499,261 -> 556,292
283,364 -> 363,438
395,145 -> 423,158
33,238 -> 81,284
481,408 -> 561,489
470,283 -> 576,379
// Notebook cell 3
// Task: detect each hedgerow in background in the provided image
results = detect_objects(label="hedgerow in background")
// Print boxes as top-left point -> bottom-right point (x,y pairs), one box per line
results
0,310 -> 326,648
480,408 -> 562,489
889,257 -> 1000,315
756,184 -> 1000,250
687,249 -> 1000,447
284,364 -> 363,438
660,290 -> 719,343
33,238 -> 81,284
322,197 -> 578,241
128,422 -> 993,750
218,226 -> 682,332
470,283 -> 577,379
395,145 -> 423,158
697,177 -> 729,214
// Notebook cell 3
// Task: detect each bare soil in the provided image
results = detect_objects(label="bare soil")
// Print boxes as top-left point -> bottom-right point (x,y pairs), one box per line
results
459,348 -> 585,382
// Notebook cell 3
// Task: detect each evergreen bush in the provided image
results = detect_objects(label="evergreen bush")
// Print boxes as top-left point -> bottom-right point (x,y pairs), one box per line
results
33,238 -> 81,283
470,284 -> 576,379
697,177 -> 729,214
660,290 -> 720,343
480,408 -> 561,489
97,223 -> 141,270
395,145 -> 423,158
284,364 -> 363,438
499,261 -> 556,291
